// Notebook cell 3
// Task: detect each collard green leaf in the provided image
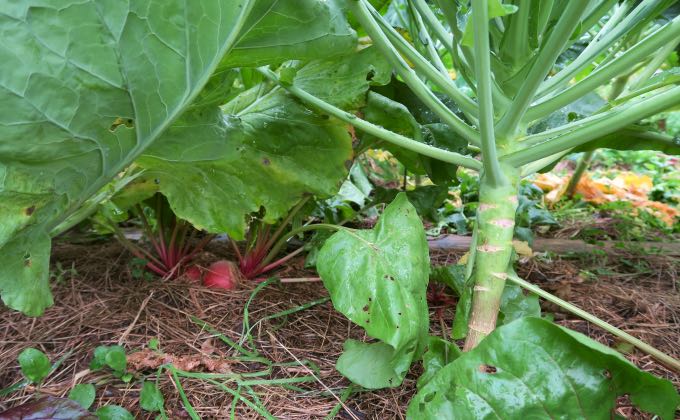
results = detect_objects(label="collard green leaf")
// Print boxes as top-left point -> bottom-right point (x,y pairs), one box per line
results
0,396 -> 96,420
407,317 -> 680,420
138,89 -> 352,239
371,185 -> 449,222
317,193 -> 430,388
361,92 -> 426,172
336,340 -> 405,389
18,348 -> 51,384
431,264 -> 466,297
0,0 -> 358,316
68,383 -> 96,410
139,43 -> 397,238
220,0 -> 356,68
0,1 -> 255,316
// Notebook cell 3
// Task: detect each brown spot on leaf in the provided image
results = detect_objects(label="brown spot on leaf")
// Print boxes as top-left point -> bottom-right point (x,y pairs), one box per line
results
262,158 -> 270,166
25,206 -> 36,216
109,117 -> 134,132
362,304 -> 369,312
479,364 -> 497,373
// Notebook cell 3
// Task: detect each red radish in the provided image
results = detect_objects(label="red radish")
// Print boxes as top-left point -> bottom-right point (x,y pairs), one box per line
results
203,260 -> 240,290
184,265 -> 202,282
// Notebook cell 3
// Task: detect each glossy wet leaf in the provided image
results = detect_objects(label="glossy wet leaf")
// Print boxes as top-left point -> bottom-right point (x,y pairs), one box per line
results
95,405 -> 134,420
317,193 -> 430,388
498,283 -> 540,324
18,348 -> 51,384
139,381 -> 164,412
68,384 -> 96,410
407,317 -> 680,420
0,396 -> 96,420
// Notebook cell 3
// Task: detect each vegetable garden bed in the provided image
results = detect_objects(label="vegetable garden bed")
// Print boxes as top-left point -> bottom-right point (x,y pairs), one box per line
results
1,239 -> 677,419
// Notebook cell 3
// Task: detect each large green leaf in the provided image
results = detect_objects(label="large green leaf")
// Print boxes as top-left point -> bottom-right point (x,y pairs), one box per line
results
317,193 -> 430,388
407,317 -> 680,420
0,1 -> 253,315
138,90 -> 353,238
0,0 -> 357,315
220,0 -> 356,68
138,45 -> 387,238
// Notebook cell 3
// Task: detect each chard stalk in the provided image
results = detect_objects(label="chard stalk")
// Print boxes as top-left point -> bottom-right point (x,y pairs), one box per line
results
463,165 -> 520,351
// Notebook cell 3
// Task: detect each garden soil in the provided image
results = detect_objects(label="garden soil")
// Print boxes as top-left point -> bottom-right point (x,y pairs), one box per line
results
1,239 -> 678,419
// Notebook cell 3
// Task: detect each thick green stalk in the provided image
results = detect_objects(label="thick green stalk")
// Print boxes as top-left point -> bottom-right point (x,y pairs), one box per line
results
257,67 -> 482,171
463,165 -> 519,351
499,0 -> 531,71
472,0 -> 504,187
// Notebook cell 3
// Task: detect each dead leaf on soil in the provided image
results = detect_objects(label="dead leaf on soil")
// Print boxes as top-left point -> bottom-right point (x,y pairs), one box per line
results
127,349 -> 232,373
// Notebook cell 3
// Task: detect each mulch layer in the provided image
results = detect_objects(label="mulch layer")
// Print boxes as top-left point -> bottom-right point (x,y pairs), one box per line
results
1,239 -> 678,419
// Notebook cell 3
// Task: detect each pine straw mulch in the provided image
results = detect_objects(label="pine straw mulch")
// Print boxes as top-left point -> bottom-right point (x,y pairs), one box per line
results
1,239 -> 679,419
